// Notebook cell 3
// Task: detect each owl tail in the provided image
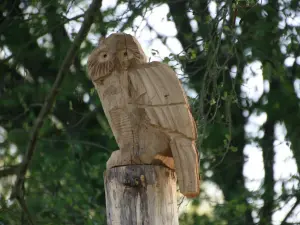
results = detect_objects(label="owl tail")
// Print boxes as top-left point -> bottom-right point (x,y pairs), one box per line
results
170,137 -> 200,198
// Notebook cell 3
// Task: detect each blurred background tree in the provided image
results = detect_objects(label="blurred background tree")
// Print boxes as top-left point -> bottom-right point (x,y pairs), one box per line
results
0,0 -> 300,224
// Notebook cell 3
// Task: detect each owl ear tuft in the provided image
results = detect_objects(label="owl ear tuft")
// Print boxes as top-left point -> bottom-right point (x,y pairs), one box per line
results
98,37 -> 105,46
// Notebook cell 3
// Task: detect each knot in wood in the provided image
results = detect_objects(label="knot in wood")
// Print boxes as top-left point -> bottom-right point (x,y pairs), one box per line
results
123,174 -> 146,188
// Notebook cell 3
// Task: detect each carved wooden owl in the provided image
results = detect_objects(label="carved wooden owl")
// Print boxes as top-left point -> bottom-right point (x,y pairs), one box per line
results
87,33 -> 200,198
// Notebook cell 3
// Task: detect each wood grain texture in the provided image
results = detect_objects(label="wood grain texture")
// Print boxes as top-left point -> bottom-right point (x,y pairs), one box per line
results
104,165 -> 179,225
87,33 -> 200,197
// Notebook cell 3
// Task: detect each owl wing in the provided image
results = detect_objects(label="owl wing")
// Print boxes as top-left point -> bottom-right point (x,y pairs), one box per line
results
128,61 -> 196,140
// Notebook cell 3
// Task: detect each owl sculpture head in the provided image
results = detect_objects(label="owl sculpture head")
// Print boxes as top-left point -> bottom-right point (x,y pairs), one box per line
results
87,33 -> 147,83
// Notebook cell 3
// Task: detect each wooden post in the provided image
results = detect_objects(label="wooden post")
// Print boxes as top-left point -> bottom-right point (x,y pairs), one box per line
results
88,33 -> 200,198
104,165 -> 179,225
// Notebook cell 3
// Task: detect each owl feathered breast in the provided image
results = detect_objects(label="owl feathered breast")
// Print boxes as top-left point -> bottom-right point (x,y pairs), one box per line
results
128,61 -> 197,140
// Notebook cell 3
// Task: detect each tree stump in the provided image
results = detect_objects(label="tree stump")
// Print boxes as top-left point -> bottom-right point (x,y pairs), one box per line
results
104,165 -> 179,225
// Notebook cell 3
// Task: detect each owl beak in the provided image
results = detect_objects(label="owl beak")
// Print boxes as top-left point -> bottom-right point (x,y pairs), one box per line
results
115,49 -> 131,69
115,55 -> 124,68
115,55 -> 122,68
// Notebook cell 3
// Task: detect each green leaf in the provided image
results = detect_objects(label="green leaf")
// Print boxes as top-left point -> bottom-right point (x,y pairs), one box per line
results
210,99 -> 216,105
225,134 -> 231,141
230,146 -> 238,152
163,57 -> 170,63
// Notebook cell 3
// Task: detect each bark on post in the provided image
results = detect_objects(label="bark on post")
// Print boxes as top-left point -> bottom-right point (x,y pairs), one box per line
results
104,165 -> 179,225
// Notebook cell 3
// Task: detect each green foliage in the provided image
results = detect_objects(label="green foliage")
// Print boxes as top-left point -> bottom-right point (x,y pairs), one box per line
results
1,0 -> 300,224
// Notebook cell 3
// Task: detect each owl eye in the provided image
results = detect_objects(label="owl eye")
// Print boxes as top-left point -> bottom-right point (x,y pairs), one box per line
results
123,51 -> 127,56
100,52 -> 108,59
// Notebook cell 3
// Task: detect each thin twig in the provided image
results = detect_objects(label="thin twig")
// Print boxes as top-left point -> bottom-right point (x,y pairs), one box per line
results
10,0 -> 102,200
39,138 -> 112,152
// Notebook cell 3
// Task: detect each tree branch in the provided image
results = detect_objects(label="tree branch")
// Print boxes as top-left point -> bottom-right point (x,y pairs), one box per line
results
0,164 -> 21,178
259,119 -> 275,225
10,0 -> 102,200
42,0 -> 81,70
17,195 -> 35,225
168,0 -> 195,49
